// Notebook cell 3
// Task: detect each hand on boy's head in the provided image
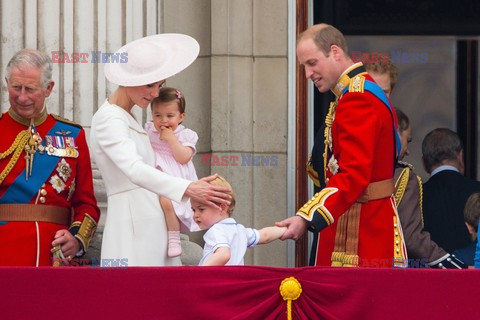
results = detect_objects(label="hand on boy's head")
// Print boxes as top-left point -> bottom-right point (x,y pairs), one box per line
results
185,177 -> 232,210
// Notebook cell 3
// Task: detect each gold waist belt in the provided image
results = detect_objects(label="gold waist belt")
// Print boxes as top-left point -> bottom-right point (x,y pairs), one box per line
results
0,204 -> 71,226
331,178 -> 394,267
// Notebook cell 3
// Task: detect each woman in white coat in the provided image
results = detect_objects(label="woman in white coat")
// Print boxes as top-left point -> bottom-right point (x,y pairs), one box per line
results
90,34 -> 230,266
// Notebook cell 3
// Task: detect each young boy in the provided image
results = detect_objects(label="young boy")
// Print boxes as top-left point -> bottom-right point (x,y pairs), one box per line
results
192,176 -> 286,266
464,192 -> 480,268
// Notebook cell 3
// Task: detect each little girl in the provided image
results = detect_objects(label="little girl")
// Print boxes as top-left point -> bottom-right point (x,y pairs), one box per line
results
145,87 -> 199,257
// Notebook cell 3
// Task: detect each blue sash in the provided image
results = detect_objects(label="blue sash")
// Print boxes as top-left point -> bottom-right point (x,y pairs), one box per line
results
0,122 -> 80,204
342,80 -> 402,158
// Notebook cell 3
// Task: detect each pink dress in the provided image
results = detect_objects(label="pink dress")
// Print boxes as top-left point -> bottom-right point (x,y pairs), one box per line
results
145,122 -> 199,231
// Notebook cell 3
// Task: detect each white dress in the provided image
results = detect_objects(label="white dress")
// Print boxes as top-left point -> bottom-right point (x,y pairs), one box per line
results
90,100 -> 190,266
199,218 -> 260,266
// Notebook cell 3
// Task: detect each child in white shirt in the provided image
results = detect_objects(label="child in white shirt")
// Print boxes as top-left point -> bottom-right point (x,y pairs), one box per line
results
192,175 -> 286,266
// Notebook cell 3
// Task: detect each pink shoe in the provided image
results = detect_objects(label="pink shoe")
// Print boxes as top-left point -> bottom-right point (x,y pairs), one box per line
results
168,231 -> 182,257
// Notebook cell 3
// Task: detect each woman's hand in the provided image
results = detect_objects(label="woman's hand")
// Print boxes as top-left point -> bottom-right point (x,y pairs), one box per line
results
184,174 -> 231,209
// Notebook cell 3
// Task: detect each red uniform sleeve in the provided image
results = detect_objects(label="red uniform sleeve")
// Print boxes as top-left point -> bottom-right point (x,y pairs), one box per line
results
68,128 -> 100,251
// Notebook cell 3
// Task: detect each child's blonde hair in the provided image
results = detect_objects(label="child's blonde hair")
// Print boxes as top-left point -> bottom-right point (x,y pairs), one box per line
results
210,175 -> 236,216
464,192 -> 480,231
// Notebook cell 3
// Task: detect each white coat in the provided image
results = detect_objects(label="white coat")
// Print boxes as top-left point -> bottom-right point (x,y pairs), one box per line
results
90,100 -> 190,266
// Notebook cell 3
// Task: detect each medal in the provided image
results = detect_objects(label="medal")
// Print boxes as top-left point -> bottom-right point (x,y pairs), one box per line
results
49,174 -> 66,193
56,159 -> 72,182
45,135 -> 79,158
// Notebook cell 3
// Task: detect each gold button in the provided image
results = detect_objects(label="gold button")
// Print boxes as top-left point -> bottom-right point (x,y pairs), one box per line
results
396,249 -> 400,253
395,240 -> 399,245
395,232 -> 399,236
39,197 -> 46,203
40,189 -> 47,196
394,224 -> 397,228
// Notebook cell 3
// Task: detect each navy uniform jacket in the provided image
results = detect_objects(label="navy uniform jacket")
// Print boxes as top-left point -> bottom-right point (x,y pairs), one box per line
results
423,169 -> 480,253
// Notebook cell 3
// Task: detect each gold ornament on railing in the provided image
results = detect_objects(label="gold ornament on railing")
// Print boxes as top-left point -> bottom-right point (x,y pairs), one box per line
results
279,276 -> 302,320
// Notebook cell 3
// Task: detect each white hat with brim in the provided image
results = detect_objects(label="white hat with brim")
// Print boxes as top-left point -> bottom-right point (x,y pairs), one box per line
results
104,33 -> 200,87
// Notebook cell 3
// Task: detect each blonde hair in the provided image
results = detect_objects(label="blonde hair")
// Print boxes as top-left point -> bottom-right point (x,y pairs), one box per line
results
464,192 -> 480,230
210,175 -> 236,216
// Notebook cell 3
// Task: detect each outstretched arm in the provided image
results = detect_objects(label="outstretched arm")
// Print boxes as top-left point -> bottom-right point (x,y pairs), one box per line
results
258,226 -> 287,244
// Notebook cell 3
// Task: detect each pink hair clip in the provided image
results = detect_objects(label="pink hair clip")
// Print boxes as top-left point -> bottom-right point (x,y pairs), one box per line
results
175,89 -> 182,99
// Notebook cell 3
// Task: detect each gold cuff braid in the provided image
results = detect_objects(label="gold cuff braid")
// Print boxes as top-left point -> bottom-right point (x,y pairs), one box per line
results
74,214 -> 97,252
297,187 -> 337,224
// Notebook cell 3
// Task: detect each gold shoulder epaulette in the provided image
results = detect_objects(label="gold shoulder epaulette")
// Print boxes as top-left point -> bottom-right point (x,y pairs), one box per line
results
397,160 -> 414,170
51,114 -> 83,129
349,75 -> 365,93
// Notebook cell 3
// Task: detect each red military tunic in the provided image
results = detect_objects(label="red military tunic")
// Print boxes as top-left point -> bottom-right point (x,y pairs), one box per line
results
0,108 -> 100,266
299,63 -> 407,267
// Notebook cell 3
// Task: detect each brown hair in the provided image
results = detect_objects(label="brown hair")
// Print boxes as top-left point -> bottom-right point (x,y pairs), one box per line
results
422,128 -> 463,174
151,87 -> 186,113
464,192 -> 480,231
209,175 -> 236,216
395,108 -> 410,133
298,23 -> 349,58
364,55 -> 398,90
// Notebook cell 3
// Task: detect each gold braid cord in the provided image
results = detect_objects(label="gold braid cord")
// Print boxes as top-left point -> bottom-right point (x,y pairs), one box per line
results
0,130 -> 30,184
394,167 -> 410,206
323,101 -> 337,183
417,175 -> 424,225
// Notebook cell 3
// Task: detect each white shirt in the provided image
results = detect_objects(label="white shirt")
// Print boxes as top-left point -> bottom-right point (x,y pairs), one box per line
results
199,218 -> 260,266
430,165 -> 459,177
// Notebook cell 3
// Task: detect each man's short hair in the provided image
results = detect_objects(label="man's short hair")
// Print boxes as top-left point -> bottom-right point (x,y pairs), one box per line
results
6,48 -> 53,89
422,128 -> 463,173
364,56 -> 398,90
395,108 -> 409,133
298,23 -> 349,58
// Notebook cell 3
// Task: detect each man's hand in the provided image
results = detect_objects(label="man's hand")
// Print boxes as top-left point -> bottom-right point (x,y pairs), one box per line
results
184,174 -> 231,209
52,229 -> 80,259
275,216 -> 308,240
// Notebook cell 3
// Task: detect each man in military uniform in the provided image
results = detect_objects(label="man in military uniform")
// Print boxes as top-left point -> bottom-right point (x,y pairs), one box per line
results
278,24 -> 406,267
0,48 -> 100,266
